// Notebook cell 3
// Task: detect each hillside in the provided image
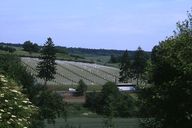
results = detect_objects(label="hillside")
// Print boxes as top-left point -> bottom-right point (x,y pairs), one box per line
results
21,57 -> 120,86
0,42 -> 151,66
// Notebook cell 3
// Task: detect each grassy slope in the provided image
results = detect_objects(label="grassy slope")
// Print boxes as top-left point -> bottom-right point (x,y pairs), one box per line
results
0,44 -> 121,66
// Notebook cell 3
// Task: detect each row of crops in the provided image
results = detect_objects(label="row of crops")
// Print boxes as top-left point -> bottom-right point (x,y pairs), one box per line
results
21,57 -> 120,85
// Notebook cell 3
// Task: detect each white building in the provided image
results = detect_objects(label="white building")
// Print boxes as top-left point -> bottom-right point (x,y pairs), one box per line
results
117,83 -> 136,92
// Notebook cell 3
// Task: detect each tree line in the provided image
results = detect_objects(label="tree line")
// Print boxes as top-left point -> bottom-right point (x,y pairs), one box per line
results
0,45 -> 16,53
119,47 -> 148,86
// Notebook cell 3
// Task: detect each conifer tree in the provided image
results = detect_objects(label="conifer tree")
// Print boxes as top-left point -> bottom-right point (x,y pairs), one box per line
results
132,46 -> 147,85
119,50 -> 132,83
37,37 -> 57,86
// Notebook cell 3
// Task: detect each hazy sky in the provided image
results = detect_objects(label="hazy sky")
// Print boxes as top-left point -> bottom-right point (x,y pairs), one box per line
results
0,0 -> 191,51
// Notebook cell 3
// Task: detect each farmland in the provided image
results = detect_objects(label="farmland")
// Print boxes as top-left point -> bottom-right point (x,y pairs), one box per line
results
21,57 -> 120,86
21,57 -> 141,127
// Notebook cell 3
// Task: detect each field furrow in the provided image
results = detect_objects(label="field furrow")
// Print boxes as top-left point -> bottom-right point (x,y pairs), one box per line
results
21,57 -> 120,86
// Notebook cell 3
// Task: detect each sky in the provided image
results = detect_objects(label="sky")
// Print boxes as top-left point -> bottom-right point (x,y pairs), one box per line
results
0,0 -> 192,51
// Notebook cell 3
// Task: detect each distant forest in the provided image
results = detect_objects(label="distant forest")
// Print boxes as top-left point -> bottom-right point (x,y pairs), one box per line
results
0,42 -> 151,61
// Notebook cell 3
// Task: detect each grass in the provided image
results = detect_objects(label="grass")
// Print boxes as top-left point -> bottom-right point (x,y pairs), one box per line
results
45,103 -> 140,128
84,55 -> 110,63
48,84 -> 102,92
45,117 -> 140,128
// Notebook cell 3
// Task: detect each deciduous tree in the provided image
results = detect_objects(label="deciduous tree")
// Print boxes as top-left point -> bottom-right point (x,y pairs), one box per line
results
140,10 -> 192,128
132,46 -> 147,85
23,41 -> 39,54
76,79 -> 87,96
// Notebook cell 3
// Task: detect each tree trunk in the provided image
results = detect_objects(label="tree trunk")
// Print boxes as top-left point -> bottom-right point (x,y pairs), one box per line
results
44,79 -> 47,86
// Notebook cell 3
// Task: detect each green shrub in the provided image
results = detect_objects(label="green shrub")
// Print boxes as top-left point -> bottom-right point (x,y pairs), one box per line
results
76,80 -> 87,96
0,74 -> 37,128
85,82 -> 138,117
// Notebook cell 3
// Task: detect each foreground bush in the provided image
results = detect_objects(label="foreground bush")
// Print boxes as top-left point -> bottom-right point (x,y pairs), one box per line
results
0,54 -> 67,127
140,11 -> 192,128
0,74 -> 37,128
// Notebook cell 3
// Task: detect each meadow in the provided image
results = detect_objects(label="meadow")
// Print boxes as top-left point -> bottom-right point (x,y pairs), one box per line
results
46,117 -> 140,128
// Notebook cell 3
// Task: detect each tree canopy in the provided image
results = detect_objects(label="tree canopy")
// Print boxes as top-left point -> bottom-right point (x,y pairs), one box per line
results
140,11 -> 192,128
23,41 -> 39,54
76,79 -> 87,96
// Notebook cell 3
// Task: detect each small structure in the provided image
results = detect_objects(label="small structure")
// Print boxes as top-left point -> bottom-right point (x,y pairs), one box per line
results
117,83 -> 136,92
69,88 -> 76,92
68,88 -> 76,96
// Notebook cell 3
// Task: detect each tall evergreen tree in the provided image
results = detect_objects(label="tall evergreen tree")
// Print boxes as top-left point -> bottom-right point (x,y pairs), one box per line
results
132,46 -> 147,85
37,37 -> 57,86
119,50 -> 132,83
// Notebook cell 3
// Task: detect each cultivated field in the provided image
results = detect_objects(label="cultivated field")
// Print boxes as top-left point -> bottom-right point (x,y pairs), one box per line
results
21,57 -> 120,86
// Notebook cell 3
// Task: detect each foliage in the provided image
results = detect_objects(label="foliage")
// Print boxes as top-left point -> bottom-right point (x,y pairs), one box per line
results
98,82 -> 119,128
23,41 -> 39,53
85,91 -> 100,112
85,82 -> 138,117
0,42 -> 22,47
0,54 -> 35,95
0,54 -> 67,127
33,89 -> 67,124
0,74 -> 37,128
23,41 -> 39,54
116,93 -> 137,117
119,50 -> 133,82
55,46 -> 68,54
109,54 -> 121,63
76,80 -> 87,96
66,47 -> 125,56
139,118 -> 162,128
140,11 -> 192,128
0,45 -> 16,53
86,82 -> 119,116
132,46 -> 147,85
37,37 -> 57,86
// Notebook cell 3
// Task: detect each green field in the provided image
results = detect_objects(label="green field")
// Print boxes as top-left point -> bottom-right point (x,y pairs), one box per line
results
44,103 -> 140,128
46,117 -> 140,128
